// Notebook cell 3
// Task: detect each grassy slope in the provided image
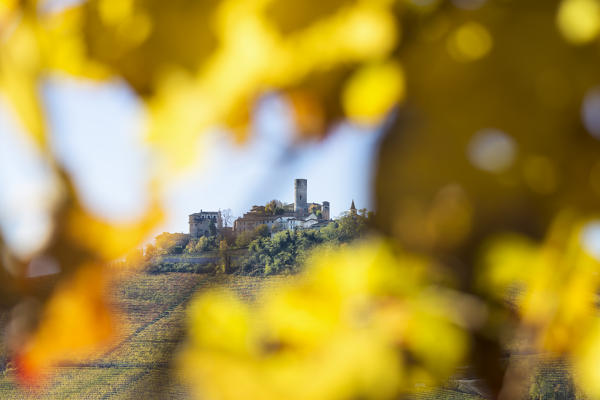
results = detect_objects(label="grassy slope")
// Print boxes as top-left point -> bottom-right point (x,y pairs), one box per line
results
0,271 -> 579,400
0,272 -> 287,400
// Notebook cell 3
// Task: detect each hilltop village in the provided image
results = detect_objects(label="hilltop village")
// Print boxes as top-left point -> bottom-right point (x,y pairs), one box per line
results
188,179 -> 345,238
144,178 -> 366,274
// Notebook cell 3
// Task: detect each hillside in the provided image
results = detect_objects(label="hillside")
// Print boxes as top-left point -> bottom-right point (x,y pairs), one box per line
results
0,272 -> 288,399
0,269 -> 580,400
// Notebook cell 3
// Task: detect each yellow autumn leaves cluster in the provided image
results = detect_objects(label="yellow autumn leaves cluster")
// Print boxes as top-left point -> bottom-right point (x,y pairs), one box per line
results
180,240 -> 469,400
16,265 -> 115,384
557,0 -> 600,44
1,0 -> 406,170
180,215 -> 600,399
479,213 -> 600,398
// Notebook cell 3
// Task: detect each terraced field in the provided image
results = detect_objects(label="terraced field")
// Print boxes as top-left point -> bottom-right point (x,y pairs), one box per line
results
0,271 -> 581,399
0,272 -> 288,399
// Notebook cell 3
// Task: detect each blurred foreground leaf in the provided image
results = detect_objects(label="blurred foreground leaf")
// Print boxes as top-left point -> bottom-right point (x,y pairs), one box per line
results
180,240 -> 471,400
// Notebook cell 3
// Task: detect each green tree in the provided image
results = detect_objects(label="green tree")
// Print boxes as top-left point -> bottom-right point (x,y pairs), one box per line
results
235,230 -> 258,248
255,224 -> 270,238
184,239 -> 197,254
155,232 -> 189,254
335,212 -> 369,243
197,236 -> 217,252
265,200 -> 285,215
218,240 -> 231,273
184,236 -> 218,254
243,229 -> 326,275
144,243 -> 158,260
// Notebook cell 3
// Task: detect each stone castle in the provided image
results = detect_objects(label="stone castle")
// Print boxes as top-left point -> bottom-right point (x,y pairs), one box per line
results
188,210 -> 223,238
188,179 -> 331,238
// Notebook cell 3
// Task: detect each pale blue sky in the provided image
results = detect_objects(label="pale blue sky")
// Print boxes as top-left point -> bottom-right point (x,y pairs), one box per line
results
0,75 -> 383,255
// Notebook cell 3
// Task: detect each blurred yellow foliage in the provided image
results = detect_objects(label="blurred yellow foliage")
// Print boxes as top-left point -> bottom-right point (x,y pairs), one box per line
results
0,14 -> 46,147
2,0 -> 399,168
41,6 -> 111,79
478,213 -> 600,397
180,240 -> 469,400
480,215 -> 599,351
65,197 -> 164,262
16,265 -> 115,384
0,0 -> 18,21
147,0 -> 399,168
574,318 -> 600,397
3,0 -> 600,397
557,0 -> 600,44
447,22 -> 493,62
342,61 -> 405,125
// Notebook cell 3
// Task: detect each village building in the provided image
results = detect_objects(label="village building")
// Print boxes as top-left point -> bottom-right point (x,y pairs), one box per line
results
188,179 -> 333,237
233,179 -> 331,233
349,199 -> 357,215
233,212 -> 281,232
188,210 -> 223,238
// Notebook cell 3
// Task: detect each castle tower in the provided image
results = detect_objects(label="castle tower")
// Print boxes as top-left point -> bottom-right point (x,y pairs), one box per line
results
350,200 -> 357,215
322,201 -> 330,220
294,178 -> 308,216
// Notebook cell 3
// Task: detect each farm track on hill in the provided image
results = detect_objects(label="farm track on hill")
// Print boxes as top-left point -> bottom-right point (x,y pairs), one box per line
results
0,272 -> 287,399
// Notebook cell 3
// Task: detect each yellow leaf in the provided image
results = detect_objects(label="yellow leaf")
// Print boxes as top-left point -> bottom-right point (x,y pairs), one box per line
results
557,0 -> 600,44
16,265 -> 115,383
0,16 -> 46,147
180,240 -> 468,400
447,21 -> 493,62
342,61 -> 405,126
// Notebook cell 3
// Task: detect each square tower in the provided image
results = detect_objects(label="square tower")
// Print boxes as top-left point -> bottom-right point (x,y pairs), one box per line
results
294,179 -> 308,216
322,201 -> 330,220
